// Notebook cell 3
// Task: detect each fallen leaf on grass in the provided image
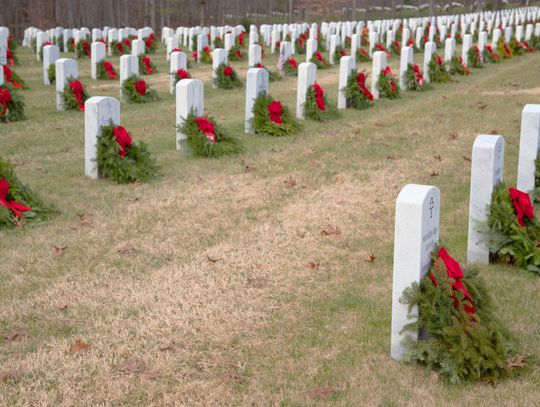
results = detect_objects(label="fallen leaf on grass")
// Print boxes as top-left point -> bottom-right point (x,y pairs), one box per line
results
117,244 -> 137,255
364,253 -> 377,263
490,129 -> 498,135
321,225 -> 341,237
386,155 -> 395,160
69,339 -> 91,353
7,329 -> 28,342
433,154 -> 441,162
52,246 -> 67,255
448,132 -> 458,140
207,255 -> 223,263
477,103 -> 488,110
284,176 -> 297,188
77,213 -> 93,227
307,261 -> 320,270
159,341 -> 184,352
507,354 -> 527,368
463,155 -> 471,162
227,372 -> 248,383
307,385 -> 337,399
297,230 -> 306,238
240,159 -> 256,173
431,171 -> 439,177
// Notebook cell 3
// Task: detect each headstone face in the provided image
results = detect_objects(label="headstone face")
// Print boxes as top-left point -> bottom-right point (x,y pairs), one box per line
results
399,46 -> 414,91
525,24 -> 534,41
90,41 -> 106,80
196,33 -> 208,63
248,44 -> 262,67
423,42 -> 436,83
56,58 -> 78,110
212,48 -> 227,86
306,38 -> 317,62
271,30 -> 279,54
166,36 -> 179,60
92,28 -> 102,42
338,56 -> 355,109
296,62 -> 317,120
84,97 -> 121,179
329,34 -> 339,65
36,31 -> 50,62
515,25 -> 523,42
169,51 -> 187,94
369,31 -> 379,57
492,28 -> 502,47
461,34 -> 473,66
517,105 -> 540,193
444,37 -> 455,62
350,34 -> 360,60
119,55 -> 139,98
371,51 -> 387,100
478,31 -> 488,62
245,68 -> 269,133
402,28 -> 410,47
391,184 -> 441,361
279,41 -> 292,60
176,79 -> 204,150
224,33 -> 233,51
131,39 -> 145,56
42,44 -> 60,85
0,45 -> 6,65
504,26 -> 512,43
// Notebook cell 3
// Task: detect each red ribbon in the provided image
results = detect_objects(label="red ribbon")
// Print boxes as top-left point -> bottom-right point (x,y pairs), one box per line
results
383,67 -> 396,96
412,64 -> 424,85
235,49 -> 242,58
509,187 -> 534,227
82,41 -> 90,57
356,72 -> 373,101
69,80 -> 85,111
339,48 -> 346,57
192,52 -> 198,60
376,44 -> 390,57
0,178 -> 31,218
503,43 -> 512,57
267,101 -> 283,124
360,48 -> 369,58
123,39 -> 131,47
407,38 -> 414,46
429,247 -> 476,315
288,58 -> 297,69
116,42 -> 124,53
176,69 -> 189,79
142,57 -> 153,74
134,80 -> 147,96
311,83 -> 325,111
112,126 -> 133,157
103,61 -> 117,79
238,32 -> 244,46
223,66 -> 234,77
145,33 -> 155,48
195,116 -> 217,142
473,45 -> 481,62
315,51 -> 323,61
3,66 -> 23,89
393,40 -> 401,53
0,87 -> 11,116
171,47 -> 181,53
436,55 -> 443,65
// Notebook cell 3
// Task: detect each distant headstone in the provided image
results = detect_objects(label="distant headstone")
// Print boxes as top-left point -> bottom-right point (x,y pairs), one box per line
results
90,41 -> 106,80
55,58 -> 78,110
296,62 -> 317,119
245,68 -> 269,133
131,39 -> 145,57
338,56 -> 355,109
119,55 -> 138,99
43,44 -> 60,85
517,105 -> 540,193
399,46 -> 414,91
169,51 -> 187,94
371,51 -> 387,100
248,44 -> 262,67
212,48 -> 227,87
176,79 -> 204,150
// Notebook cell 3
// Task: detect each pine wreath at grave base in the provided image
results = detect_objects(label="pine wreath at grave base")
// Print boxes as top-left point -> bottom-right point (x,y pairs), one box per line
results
111,41 -> 126,55
483,46 -> 501,63
96,60 -> 118,80
428,55 -> 452,83
139,56 -> 157,75
228,46 -> 244,61
508,38 -> 527,56
213,37 -> 224,48
282,58 -> 298,76
200,46 -> 212,64
390,40 -> 401,56
295,38 -> 306,54
55,34 -> 64,52
0,85 -> 26,123
344,71 -> 374,110
0,157 -> 54,229
334,45 -> 346,63
8,35 -> 17,51
47,64 -> 56,84
400,246 -> 525,384
482,183 -> 540,274
377,68 -> 400,99
171,69 -> 191,87
496,38 -> 513,59
447,56 -> 470,76
310,52 -> 330,69
357,48 -> 371,62
467,47 -> 483,69
62,79 -> 89,111
404,64 -> 429,92
38,42 -> 52,60
178,113 -> 243,158
252,94 -> 301,137
304,84 -> 339,122
66,38 -> 75,52
254,64 -> 281,82
75,40 -> 91,58
122,75 -> 159,104
318,37 -> 327,52
3,66 -> 27,90
96,124 -> 159,183
144,34 -> 158,53
213,63 -> 242,89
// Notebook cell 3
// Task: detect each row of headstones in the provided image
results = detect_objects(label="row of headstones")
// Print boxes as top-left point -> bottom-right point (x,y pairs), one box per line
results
390,104 -> 540,360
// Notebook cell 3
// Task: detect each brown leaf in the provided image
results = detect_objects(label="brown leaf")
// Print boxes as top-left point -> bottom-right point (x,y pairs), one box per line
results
207,255 -> 223,263
69,339 -> 91,354
0,370 -> 23,383
490,129 -> 498,135
307,261 -> 320,270
307,385 -> 337,399
58,304 -> 68,311
284,176 -> 297,188
7,329 -> 28,343
433,154 -> 441,162
477,103 -> 488,110
227,372 -> 248,383
448,132 -> 458,140
77,213 -> 93,227
364,253 -> 377,263
430,171 -> 439,177
240,159 -> 256,173
297,230 -> 306,238
334,174 -> 342,184
117,244 -> 137,255
507,354 -> 527,368
463,155 -> 471,162
321,225 -> 341,237
117,358 -> 146,374
247,276 -> 268,288
52,246 -> 67,255
386,155 -> 395,160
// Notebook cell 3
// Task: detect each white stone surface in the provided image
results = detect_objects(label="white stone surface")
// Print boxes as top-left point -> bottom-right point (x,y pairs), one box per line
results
90,41 -> 106,80
371,51 -> 387,100
517,105 -> 540,193
169,51 -> 187,94
248,44 -> 262,67
42,44 -> 59,85
55,58 -> 78,110
212,48 -> 228,86
119,55 -> 138,98
245,68 -> 269,133
399,46 -> 414,91
176,79 -> 204,150
296,62 -> 317,119
338,56 -> 355,109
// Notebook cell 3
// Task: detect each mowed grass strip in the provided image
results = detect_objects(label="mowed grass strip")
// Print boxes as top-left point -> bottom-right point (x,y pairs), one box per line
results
0,45 -> 539,406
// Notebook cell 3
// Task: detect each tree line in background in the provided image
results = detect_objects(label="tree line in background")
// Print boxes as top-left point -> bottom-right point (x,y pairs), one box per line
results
0,0 -> 535,39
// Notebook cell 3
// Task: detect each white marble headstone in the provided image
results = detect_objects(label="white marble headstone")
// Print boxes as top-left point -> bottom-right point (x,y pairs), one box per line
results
245,68 -> 269,133
338,56 -> 355,109
296,62 -> 317,119
517,105 -> 540,193
176,79 -> 204,150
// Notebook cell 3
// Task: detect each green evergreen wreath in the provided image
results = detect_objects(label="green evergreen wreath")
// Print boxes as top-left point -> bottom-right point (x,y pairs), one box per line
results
333,45 -> 346,63
138,56 -> 157,75
251,94 -> 301,137
496,38 -> 513,59
214,37 -> 224,48
47,64 -> 56,84
508,38 -> 526,56
213,63 -> 242,89
357,48 -> 371,62
143,35 -> 158,54
66,38 -> 74,52
61,78 -> 89,111
7,68 -> 27,89
256,65 -> 281,82
96,60 -> 118,80
0,157 -> 54,229
122,75 -> 159,104
177,112 -> 243,158
404,64 -> 430,92
400,248 -> 525,384
428,54 -> 452,83
304,84 -> 339,122
467,47 -> 483,69
318,37 -> 327,52
483,47 -> 501,63
75,39 -> 91,58
200,47 -> 212,64
447,56 -> 470,76
295,38 -> 306,54
228,46 -> 244,61
282,58 -> 298,76
56,34 -> 64,52
483,183 -> 540,274
0,84 -> 26,123
343,71 -> 374,110
96,124 -> 159,184
309,53 -> 330,69
377,69 -> 400,99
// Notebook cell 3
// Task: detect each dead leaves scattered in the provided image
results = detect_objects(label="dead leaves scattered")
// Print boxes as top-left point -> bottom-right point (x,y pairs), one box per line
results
463,155 -> 471,162
69,339 -> 91,354
207,255 -> 224,263
477,103 -> 488,110
321,225 -> 341,237
0,370 -> 23,383
159,341 -> 184,352
52,246 -> 67,255
507,354 -> 527,368
240,159 -> 256,173
386,155 -> 395,160
364,253 -> 377,263
448,132 -> 458,140
307,261 -> 320,270
117,358 -> 146,374
307,385 -> 337,400
117,244 -> 137,255
430,171 -> 439,177
433,154 -> 442,162
6,329 -> 28,343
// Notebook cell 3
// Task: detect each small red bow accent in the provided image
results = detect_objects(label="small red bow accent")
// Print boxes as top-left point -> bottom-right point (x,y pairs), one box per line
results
356,72 -> 374,101
315,51 -> 323,61
112,126 -> 133,157
134,80 -> 147,96
0,178 -> 31,218
288,58 -> 297,69
509,187 -> 534,227
0,87 -> 11,116
69,80 -> 85,111
103,61 -> 117,79
176,69 -> 189,79
311,83 -> 325,111
142,57 -> 153,74
412,64 -> 424,85
267,100 -> 283,124
223,66 -> 234,77
195,116 -> 217,142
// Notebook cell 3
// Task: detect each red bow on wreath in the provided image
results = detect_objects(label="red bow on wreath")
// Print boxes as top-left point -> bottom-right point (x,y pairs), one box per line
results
176,69 -> 189,79
436,55 -> 443,65
393,40 -> 401,53
407,38 -> 414,47
503,43 -> 512,57
356,72 -> 373,101
192,51 -> 198,60
134,80 -> 147,96
69,80 -> 85,111
103,61 -> 117,79
311,83 -> 325,111
145,34 -> 154,48
3,66 -> 23,89
42,41 -> 52,48
339,48 -> 346,57
383,67 -> 396,96
7,49 -> 14,66
376,44 -> 390,57
123,39 -> 131,47
412,64 -> 424,85
0,178 -> 31,218
83,41 -> 90,56
142,57 -> 153,74
267,100 -> 283,124
429,247 -> 476,315
235,49 -> 242,58
315,51 -> 323,61
360,48 -> 369,58
195,116 -> 217,142
509,187 -> 534,227
112,126 -> 133,157
171,47 -> 181,53
223,66 -> 234,77
288,58 -> 297,69
116,42 -> 124,53
238,32 -> 244,46
0,87 -> 11,116
473,45 -> 481,62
